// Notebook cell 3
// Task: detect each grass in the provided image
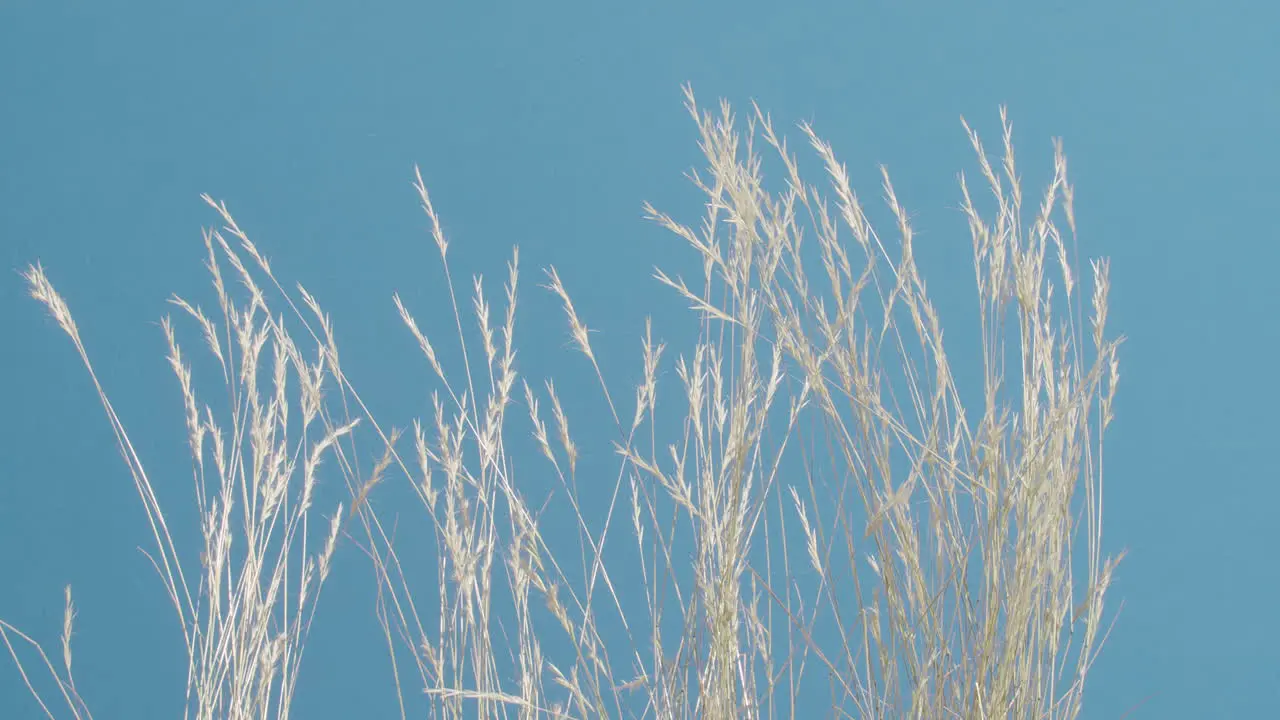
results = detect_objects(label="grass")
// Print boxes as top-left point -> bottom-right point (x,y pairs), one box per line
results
4,87 -> 1124,719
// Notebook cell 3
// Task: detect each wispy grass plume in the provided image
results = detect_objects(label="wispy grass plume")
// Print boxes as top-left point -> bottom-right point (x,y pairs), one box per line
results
6,86 -> 1122,720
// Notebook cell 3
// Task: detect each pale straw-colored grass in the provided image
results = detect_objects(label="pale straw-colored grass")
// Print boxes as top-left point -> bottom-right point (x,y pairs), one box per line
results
5,86 -> 1123,719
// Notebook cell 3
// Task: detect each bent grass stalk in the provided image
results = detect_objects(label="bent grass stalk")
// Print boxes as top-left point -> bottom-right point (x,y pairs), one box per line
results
5,87 -> 1122,719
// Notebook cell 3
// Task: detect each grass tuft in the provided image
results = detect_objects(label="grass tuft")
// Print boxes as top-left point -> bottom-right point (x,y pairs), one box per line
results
5,87 -> 1123,719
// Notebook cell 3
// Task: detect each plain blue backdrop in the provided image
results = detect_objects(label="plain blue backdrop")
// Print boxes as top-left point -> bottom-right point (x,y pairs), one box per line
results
3,1 -> 1277,717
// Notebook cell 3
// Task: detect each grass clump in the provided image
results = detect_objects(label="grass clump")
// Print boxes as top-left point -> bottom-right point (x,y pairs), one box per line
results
5,87 -> 1123,719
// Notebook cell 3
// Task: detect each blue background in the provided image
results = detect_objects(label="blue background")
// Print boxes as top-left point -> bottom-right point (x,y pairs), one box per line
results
3,1 -> 1277,717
